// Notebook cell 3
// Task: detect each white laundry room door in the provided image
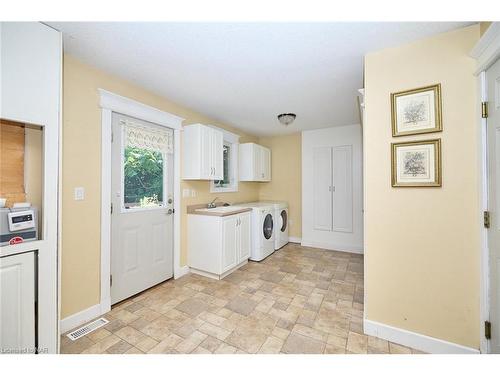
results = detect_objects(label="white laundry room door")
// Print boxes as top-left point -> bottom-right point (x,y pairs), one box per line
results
111,113 -> 174,304
487,57 -> 500,354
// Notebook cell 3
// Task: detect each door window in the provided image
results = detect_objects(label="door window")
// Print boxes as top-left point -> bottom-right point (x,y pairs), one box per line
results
124,146 -> 164,208
280,210 -> 287,232
263,213 -> 273,240
121,119 -> 172,210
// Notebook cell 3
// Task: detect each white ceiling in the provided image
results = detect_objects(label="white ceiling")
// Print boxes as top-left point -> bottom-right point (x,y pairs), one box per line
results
49,22 -> 473,136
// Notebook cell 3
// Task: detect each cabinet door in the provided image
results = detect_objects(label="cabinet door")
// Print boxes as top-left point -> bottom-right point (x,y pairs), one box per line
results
200,125 -> 213,179
333,145 -> 353,232
0,252 -> 36,353
212,129 -> 224,180
238,213 -> 251,262
222,216 -> 238,272
313,146 -> 333,231
261,147 -> 271,181
254,144 -> 263,180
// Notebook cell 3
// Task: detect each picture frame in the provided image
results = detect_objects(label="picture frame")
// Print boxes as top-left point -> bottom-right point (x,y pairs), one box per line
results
391,139 -> 441,187
391,84 -> 442,137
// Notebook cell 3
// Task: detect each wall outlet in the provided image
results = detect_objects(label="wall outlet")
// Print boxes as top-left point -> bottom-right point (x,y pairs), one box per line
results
74,187 -> 85,201
182,189 -> 190,198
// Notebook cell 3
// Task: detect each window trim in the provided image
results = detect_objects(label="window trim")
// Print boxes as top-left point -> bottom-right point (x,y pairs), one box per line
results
209,126 -> 240,193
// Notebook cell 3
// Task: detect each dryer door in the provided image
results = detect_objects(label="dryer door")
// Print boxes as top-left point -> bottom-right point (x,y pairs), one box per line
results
263,213 -> 273,240
280,209 -> 288,232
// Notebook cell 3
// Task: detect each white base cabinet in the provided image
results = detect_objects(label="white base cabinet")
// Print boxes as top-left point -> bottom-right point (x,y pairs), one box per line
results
182,124 -> 224,180
0,252 -> 36,353
239,143 -> 271,181
188,212 -> 251,279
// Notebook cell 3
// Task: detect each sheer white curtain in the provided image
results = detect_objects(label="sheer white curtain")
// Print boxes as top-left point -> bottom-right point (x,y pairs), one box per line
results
121,118 -> 173,154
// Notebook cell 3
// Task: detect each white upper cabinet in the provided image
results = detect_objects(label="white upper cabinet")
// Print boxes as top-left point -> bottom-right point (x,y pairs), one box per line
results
1,22 -> 61,127
182,124 -> 223,180
239,143 -> 271,182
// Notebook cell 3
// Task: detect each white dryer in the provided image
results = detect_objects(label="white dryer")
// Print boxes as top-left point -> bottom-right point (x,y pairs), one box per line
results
262,201 -> 289,249
235,202 -> 275,261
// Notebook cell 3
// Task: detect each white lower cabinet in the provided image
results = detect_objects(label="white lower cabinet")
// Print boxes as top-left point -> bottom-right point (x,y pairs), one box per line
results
188,212 -> 251,279
0,251 -> 36,353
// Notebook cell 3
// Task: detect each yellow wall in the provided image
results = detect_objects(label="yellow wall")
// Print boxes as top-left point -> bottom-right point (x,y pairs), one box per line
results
480,22 -> 492,36
364,25 -> 481,348
258,133 -> 302,238
61,54 -> 260,318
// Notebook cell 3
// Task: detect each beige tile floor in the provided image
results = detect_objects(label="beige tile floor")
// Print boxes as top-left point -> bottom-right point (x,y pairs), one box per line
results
61,243 -> 424,354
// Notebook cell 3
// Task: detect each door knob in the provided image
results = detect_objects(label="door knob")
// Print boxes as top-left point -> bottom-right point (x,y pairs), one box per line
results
166,209 -> 173,215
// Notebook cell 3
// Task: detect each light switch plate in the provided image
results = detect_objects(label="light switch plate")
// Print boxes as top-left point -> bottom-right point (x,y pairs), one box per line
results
74,187 -> 85,201
191,189 -> 197,198
182,189 -> 190,198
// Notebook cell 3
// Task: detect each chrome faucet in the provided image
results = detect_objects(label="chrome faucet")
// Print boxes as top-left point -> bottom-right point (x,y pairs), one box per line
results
207,197 -> 219,209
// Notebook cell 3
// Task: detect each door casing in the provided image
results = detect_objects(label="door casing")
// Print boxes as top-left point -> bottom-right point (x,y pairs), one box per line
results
470,22 -> 500,354
98,89 -> 185,316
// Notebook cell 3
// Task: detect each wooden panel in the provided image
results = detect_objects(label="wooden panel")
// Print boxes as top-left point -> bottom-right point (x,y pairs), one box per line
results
0,119 -> 26,206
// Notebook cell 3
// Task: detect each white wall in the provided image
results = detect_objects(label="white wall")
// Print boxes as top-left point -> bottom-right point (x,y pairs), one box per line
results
301,124 -> 363,253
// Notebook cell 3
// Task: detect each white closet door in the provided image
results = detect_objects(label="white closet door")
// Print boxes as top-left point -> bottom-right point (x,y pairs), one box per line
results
333,145 -> 353,232
313,147 -> 333,231
0,252 -> 36,353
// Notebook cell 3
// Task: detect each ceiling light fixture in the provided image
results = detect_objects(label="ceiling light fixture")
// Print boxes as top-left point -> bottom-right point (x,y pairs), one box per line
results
277,113 -> 296,126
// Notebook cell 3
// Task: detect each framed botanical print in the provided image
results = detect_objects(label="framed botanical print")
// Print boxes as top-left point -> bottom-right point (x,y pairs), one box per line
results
391,139 -> 441,187
391,84 -> 442,137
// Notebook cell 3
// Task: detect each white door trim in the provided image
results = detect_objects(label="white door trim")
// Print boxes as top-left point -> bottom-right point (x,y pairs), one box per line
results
99,89 -> 185,315
470,22 -> 500,354
471,23 -> 500,74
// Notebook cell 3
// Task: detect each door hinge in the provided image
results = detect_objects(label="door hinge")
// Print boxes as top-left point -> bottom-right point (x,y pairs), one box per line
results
110,275 -> 113,287
111,131 -> 114,142
484,210 -> 490,229
482,102 -> 488,118
111,203 -> 113,214
485,321 -> 491,340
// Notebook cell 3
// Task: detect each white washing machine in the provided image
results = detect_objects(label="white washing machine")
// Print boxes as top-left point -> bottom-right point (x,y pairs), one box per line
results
236,202 -> 275,261
262,201 -> 289,250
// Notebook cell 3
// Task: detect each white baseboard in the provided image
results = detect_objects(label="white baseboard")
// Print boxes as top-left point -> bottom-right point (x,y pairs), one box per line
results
288,236 -> 302,243
300,240 -> 364,254
174,265 -> 190,279
364,319 -> 479,354
60,302 -> 108,334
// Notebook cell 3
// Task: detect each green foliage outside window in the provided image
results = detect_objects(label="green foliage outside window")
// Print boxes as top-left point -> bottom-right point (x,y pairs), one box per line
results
124,146 -> 164,207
